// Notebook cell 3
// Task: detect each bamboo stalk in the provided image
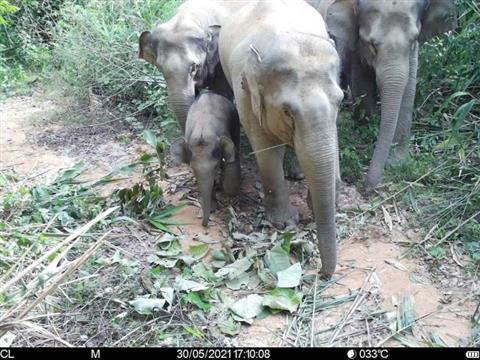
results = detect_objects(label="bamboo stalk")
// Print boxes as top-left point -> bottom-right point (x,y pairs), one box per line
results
16,231 -> 111,320
0,207 -> 118,296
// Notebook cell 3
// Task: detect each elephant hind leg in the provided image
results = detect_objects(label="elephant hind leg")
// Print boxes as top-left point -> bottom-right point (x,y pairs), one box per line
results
223,160 -> 241,196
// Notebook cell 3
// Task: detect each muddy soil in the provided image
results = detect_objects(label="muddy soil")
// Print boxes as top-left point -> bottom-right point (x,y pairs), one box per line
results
0,94 -> 476,347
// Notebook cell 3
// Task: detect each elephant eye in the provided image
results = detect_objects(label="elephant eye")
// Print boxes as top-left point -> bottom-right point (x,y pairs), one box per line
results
369,42 -> 377,56
212,147 -> 222,160
189,62 -> 198,75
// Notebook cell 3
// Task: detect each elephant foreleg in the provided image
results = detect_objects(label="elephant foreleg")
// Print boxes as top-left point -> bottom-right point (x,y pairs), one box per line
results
390,43 -> 419,165
253,140 -> 298,228
238,105 -> 298,228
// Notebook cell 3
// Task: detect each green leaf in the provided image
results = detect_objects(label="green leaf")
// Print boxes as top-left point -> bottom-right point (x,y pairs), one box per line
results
143,129 -> 158,148
0,331 -> 16,347
225,272 -> 250,290
93,162 -> 139,186
281,231 -> 295,253
452,99 -> 476,133
129,297 -> 166,315
215,256 -> 252,280
157,239 -> 182,257
157,233 -> 176,244
218,317 -> 241,336
277,263 -> 302,288
148,256 -> 178,268
265,243 -> 291,274
149,219 -> 173,233
256,308 -> 272,320
189,243 -> 209,260
185,292 -> 211,311
212,250 -> 228,261
257,266 -> 277,289
54,161 -> 86,184
152,204 -> 186,219
262,288 -> 303,313
175,278 -> 209,292
183,325 -> 206,339
192,263 -> 217,282
229,294 -> 264,320
231,313 -> 254,324
160,287 -> 174,305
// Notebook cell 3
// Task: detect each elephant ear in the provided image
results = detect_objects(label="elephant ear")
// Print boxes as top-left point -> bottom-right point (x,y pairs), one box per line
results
419,0 -> 457,43
170,138 -> 191,165
139,31 -> 156,65
323,0 -> 358,54
219,136 -> 236,163
205,25 -> 221,77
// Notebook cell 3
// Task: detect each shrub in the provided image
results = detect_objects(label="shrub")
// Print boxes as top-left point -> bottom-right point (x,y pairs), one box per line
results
51,0 -> 180,128
0,0 -> 65,95
399,0 -> 479,263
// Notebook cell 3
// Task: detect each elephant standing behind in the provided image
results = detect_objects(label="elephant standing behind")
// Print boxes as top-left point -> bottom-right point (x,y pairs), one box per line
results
138,0 -> 246,131
213,0 -> 344,277
308,0 -> 457,191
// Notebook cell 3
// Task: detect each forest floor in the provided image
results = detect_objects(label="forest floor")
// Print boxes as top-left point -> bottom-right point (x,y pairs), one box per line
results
0,93 -> 477,347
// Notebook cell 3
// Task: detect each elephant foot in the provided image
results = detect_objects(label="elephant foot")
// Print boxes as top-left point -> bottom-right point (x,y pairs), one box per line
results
284,150 -> 305,181
265,205 -> 299,229
286,167 -> 305,181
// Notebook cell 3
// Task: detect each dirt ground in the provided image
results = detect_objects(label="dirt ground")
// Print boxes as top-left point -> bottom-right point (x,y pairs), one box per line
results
0,94 -> 477,347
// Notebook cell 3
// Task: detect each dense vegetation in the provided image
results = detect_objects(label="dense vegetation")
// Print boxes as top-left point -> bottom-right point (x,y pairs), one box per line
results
0,0 -> 478,346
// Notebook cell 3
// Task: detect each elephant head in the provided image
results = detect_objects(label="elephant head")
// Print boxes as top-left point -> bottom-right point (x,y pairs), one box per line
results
171,135 -> 236,227
323,0 -> 456,189
139,25 -> 222,131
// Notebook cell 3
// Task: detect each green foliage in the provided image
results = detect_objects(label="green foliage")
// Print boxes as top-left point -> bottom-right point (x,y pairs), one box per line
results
0,0 -> 17,25
0,163 -> 106,274
113,130 -> 170,218
0,162 -> 105,230
338,111 -> 379,184
0,0 -> 65,95
391,0 -> 480,263
51,0 -> 179,128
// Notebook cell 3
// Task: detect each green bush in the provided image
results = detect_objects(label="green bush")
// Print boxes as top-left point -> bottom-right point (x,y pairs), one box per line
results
398,0 -> 480,263
51,0 -> 179,128
0,0 -> 66,95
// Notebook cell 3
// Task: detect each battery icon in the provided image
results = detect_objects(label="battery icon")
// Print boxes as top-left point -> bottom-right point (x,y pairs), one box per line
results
466,351 -> 480,359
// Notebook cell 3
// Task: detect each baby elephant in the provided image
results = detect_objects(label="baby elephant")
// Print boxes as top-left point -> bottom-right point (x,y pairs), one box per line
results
171,90 -> 241,227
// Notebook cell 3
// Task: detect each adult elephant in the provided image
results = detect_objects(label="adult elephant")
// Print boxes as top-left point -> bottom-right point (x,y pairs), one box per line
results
210,0 -> 344,277
138,0 -> 245,131
308,0 -> 457,191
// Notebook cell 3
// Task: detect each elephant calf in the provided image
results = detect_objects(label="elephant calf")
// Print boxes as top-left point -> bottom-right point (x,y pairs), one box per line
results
215,0 -> 344,277
171,90 -> 241,227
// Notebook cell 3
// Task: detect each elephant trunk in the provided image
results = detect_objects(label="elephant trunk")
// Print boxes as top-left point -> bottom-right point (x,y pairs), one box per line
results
366,61 -> 409,189
294,133 -> 337,278
196,172 -> 215,227
166,80 -> 195,132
